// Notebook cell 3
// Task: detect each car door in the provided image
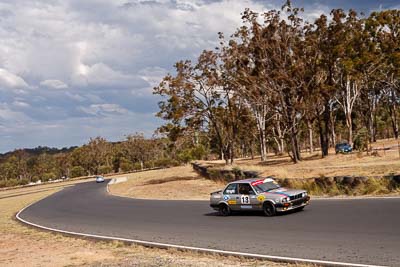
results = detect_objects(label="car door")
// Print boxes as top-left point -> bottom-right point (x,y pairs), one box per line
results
222,183 -> 240,210
237,183 -> 255,210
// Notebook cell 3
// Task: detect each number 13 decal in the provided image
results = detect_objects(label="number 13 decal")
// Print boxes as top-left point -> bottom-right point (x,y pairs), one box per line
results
241,195 -> 250,204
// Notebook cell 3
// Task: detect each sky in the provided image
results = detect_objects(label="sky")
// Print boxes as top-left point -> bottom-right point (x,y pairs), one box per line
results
0,0 -> 399,152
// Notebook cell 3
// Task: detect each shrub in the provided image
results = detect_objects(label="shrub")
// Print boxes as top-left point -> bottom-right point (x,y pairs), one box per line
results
98,165 -> 112,175
5,178 -> 19,187
177,149 -> 193,164
232,167 -> 244,179
70,166 -> 86,178
153,158 -> 180,168
208,169 -> 223,180
144,161 -> 154,169
19,178 -> 30,186
190,145 -> 208,160
133,162 -> 142,171
42,172 -> 56,182
362,178 -> 389,195
120,161 -> 133,172
353,128 -> 369,151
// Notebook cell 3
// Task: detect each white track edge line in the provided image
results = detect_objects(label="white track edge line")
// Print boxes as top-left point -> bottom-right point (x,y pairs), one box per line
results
15,198 -> 386,267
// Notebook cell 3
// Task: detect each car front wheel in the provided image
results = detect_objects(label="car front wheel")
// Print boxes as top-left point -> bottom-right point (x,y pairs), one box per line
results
263,202 -> 276,217
219,203 -> 231,216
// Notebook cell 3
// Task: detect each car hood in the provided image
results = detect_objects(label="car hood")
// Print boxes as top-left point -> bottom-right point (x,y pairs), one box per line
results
262,187 -> 305,196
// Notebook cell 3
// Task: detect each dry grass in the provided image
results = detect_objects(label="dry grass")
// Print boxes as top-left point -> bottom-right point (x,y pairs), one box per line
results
110,165 -> 225,200
0,184 -> 307,266
201,138 -> 400,179
0,176 -> 101,198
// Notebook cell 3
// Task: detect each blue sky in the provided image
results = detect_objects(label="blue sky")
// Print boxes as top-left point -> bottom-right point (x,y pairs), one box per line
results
0,0 -> 398,152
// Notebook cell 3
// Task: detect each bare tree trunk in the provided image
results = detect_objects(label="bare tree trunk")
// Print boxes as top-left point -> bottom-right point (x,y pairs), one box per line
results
276,121 -> 285,154
336,79 -> 360,146
372,110 -> 377,142
329,105 -> 336,147
319,103 -> 330,157
388,90 -> 399,139
224,146 -> 229,165
346,114 -> 352,145
259,131 -> 267,161
229,142 -> 234,165
390,110 -> 399,139
307,120 -> 314,153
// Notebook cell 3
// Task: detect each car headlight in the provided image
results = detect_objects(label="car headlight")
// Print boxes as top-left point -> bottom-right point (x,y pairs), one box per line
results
281,197 -> 290,203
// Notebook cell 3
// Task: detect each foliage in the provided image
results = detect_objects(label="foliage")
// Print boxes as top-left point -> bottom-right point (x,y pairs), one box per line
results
154,3 -> 400,164
70,166 -> 86,178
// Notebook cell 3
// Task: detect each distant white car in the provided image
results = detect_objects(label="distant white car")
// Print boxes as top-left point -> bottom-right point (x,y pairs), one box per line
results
95,176 -> 105,183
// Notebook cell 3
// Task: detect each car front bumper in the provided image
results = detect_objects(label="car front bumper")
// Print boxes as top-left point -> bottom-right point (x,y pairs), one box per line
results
275,196 -> 310,212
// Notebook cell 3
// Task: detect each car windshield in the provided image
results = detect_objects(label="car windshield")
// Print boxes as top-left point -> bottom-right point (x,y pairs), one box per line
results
337,143 -> 349,148
253,181 -> 281,193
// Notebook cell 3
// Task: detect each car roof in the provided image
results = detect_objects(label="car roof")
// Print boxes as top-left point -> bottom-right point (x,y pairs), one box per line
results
230,178 -> 270,184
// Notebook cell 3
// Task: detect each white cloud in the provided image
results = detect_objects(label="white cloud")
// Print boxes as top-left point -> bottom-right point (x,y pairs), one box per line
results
79,103 -> 129,116
12,100 -> 30,108
138,66 -> 168,88
0,68 -> 28,89
40,79 -> 68,89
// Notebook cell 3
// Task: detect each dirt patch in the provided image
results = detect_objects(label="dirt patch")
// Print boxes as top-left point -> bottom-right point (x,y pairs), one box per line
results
109,165 -> 225,200
144,176 -> 200,185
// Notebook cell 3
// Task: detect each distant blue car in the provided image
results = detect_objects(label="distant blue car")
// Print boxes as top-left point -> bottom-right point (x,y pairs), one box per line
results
335,143 -> 352,154
95,175 -> 105,183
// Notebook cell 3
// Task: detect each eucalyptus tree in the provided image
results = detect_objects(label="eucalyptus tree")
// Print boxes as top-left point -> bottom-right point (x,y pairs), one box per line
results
368,10 -> 400,139
154,50 -> 242,164
219,10 -> 275,162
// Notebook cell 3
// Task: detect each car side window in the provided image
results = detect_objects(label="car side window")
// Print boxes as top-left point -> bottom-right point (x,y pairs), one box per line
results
224,184 -> 237,195
238,183 -> 254,195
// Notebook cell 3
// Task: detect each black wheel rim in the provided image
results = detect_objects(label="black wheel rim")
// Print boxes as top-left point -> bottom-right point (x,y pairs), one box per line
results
220,205 -> 229,216
264,204 -> 273,216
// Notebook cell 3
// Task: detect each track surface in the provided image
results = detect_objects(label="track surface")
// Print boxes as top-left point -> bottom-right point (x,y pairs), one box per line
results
19,181 -> 400,266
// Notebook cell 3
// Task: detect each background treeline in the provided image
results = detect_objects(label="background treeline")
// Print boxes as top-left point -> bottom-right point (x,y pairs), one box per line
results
0,134 -> 208,188
154,2 -> 400,164
2,3 -> 400,187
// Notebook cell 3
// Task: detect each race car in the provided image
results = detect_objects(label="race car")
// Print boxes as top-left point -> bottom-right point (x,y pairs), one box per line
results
210,177 -> 310,216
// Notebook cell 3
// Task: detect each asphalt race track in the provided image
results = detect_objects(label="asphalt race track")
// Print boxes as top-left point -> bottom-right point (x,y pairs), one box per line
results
18,181 -> 400,266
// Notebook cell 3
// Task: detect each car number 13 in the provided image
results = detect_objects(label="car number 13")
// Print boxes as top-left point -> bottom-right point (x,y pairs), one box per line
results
241,195 -> 250,204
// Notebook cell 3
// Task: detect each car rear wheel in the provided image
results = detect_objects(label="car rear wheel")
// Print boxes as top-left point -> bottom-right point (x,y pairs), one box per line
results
219,203 -> 231,216
263,202 -> 276,217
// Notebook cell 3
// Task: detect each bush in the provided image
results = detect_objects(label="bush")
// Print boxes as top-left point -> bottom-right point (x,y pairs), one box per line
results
120,161 -> 133,172
42,172 -> 56,182
144,161 -> 154,169
190,145 -> 208,160
177,149 -> 193,164
208,169 -> 223,180
153,158 -> 180,168
177,145 -> 208,164
354,128 -> 369,151
98,165 -> 112,175
232,167 -> 244,179
133,162 -> 142,171
70,166 -> 86,178
5,178 -> 19,187
19,178 -> 30,186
